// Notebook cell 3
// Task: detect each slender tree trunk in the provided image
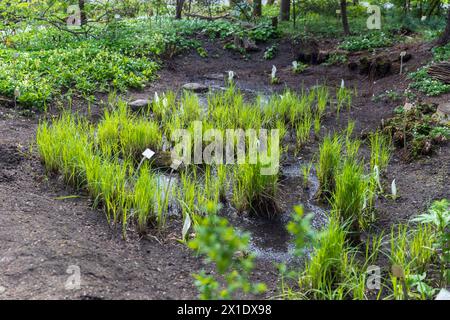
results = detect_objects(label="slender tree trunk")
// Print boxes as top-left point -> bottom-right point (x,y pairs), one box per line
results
79,0 -> 86,26
280,0 -> 290,21
340,0 -> 350,35
427,0 -> 441,16
175,0 -> 185,19
230,0 -> 240,7
438,6 -> 450,45
253,0 -> 262,17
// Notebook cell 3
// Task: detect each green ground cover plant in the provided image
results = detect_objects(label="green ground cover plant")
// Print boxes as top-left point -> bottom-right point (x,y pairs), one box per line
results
1,16 -> 278,109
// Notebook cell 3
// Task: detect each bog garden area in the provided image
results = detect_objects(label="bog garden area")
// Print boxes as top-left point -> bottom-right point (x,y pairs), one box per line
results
0,0 -> 449,300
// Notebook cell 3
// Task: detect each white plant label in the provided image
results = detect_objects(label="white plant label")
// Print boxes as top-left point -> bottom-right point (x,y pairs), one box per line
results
170,158 -> 183,170
435,288 -> 450,300
65,265 -> 81,290
142,148 -> 155,160
182,213 -> 192,241
367,5 -> 381,30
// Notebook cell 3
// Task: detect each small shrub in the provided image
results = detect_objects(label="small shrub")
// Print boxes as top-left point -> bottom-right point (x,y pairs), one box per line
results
188,214 -> 266,300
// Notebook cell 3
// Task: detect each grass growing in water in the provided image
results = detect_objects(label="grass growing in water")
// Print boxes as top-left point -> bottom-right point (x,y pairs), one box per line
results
316,135 -> 342,199
331,160 -> 368,241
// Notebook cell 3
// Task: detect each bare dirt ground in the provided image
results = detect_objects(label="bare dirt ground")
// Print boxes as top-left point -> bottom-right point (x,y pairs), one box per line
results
0,36 -> 449,299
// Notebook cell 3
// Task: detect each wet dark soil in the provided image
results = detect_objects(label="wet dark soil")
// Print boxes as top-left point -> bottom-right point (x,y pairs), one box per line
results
0,36 -> 449,299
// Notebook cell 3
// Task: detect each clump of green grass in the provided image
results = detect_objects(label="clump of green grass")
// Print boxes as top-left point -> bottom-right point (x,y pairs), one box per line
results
300,217 -> 355,299
336,85 -> 353,116
96,100 -> 163,161
134,164 -> 158,234
295,111 -> 312,151
37,107 -> 167,236
413,199 -> 450,286
331,160 -> 368,239
315,86 -> 329,118
120,118 -> 162,162
369,131 -> 392,172
301,162 -> 313,188
232,162 -> 280,219
316,135 -> 342,199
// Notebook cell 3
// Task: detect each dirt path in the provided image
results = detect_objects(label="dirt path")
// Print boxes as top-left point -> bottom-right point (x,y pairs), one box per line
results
1,38 -> 449,300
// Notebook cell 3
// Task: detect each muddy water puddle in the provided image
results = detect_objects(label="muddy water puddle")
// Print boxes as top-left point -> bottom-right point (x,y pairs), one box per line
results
227,162 -> 329,263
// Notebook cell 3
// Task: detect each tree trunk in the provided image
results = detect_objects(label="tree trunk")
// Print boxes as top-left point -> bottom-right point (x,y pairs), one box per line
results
175,0 -> 185,19
427,0 -> 441,17
438,6 -> 450,45
230,0 -> 240,7
79,0 -> 86,26
253,0 -> 262,17
267,0 -> 276,5
280,0 -> 290,21
340,0 -> 350,35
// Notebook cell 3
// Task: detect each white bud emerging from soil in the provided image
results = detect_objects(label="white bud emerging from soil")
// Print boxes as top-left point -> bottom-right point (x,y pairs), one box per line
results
391,179 -> 397,199
181,213 -> 191,241
228,70 -> 235,82
341,79 -> 345,88
271,65 -> 277,80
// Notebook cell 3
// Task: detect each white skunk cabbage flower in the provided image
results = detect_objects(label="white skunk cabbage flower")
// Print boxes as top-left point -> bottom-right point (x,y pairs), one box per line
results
228,70 -> 235,82
162,92 -> 168,108
271,65 -> 277,79
391,179 -> 397,199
